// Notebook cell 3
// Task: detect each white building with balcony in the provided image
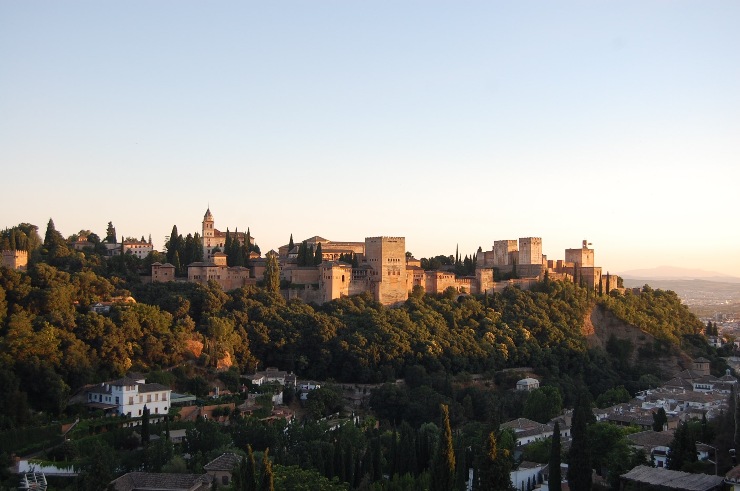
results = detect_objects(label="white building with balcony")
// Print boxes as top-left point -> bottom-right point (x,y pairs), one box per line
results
86,376 -> 171,417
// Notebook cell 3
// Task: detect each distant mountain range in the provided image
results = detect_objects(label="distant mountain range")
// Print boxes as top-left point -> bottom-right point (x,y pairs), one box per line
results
619,266 -> 740,284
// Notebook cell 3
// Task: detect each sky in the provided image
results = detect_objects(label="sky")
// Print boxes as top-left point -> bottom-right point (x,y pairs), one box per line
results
1,1 -> 739,277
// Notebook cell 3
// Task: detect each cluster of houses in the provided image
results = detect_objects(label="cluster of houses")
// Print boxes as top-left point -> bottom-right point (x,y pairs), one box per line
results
65,355 -> 740,490
497,358 -> 739,490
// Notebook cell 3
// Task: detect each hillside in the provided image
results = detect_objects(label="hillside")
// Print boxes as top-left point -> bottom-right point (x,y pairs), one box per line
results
0,248 -> 726,426
584,304 -> 694,378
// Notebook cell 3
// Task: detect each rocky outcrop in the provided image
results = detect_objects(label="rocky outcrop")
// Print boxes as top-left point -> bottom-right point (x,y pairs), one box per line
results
584,304 -> 693,376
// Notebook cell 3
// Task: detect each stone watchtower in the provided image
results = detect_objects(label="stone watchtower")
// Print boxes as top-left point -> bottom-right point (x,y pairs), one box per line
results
202,208 -> 216,260
1,249 -> 28,271
365,237 -> 408,305
518,237 -> 542,266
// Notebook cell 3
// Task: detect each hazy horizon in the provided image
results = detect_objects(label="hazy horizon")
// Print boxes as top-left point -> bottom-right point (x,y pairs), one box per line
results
2,2 -> 739,276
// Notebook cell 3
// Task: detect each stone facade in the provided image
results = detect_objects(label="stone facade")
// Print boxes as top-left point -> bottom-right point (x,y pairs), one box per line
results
366,236 -> 408,305
122,239 -> 153,259
151,262 -> 176,283
187,252 -> 256,291
1,249 -> 28,271
518,237 -> 543,266
565,240 -> 595,267
494,240 -> 518,266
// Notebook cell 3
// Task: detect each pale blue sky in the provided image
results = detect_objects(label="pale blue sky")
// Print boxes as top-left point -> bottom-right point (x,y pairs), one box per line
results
1,1 -> 739,276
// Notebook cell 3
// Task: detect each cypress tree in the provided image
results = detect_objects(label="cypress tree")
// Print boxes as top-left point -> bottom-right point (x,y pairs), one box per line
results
373,437 -> 382,480
567,392 -> 593,491
233,228 -> 242,263
263,253 -> 280,294
314,243 -> 323,265
389,425 -> 398,477
307,245 -> 315,266
288,234 -> 294,252
667,421 -> 697,471
735,386 -> 740,452
166,225 -> 180,264
224,229 -> 232,266
652,407 -> 667,431
141,405 -> 150,445
240,445 -> 257,491
246,228 -> 252,253
431,404 -> 456,491
399,421 -> 417,476
297,241 -> 307,266
549,422 -> 562,491
475,431 -> 512,491
260,449 -> 274,491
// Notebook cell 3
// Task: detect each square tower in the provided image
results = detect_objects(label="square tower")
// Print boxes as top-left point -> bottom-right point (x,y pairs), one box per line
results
565,240 -> 595,267
493,240 -> 518,266
364,237 -> 408,305
518,237 -> 542,266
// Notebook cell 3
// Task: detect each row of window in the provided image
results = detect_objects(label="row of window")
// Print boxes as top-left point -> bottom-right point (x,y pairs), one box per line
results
127,392 -> 167,405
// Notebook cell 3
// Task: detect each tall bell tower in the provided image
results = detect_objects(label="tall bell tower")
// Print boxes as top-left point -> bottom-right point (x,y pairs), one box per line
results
202,208 -> 215,260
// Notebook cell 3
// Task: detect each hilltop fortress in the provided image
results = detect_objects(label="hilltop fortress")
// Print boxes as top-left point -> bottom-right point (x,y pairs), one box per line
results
148,208 -> 617,306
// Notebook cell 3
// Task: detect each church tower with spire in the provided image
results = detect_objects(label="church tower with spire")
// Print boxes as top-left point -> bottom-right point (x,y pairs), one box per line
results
202,207 -> 216,260
199,206 -> 256,262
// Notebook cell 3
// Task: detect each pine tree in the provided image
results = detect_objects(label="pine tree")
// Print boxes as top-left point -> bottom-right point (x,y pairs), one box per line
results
431,404 -> 456,491
43,218 -> 58,248
549,422 -> 562,491
105,221 -> 117,244
260,449 -> 274,491
43,218 -> 69,259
